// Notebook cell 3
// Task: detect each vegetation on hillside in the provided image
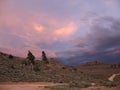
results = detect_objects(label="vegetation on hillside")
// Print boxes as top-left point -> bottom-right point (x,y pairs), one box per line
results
0,51 -> 120,88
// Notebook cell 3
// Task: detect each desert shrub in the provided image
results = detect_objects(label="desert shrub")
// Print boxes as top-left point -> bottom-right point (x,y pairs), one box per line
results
78,81 -> 91,88
21,60 -> 28,65
0,52 -> 7,56
62,67 -> 66,69
33,64 -> 40,72
118,63 -> 120,68
69,81 -> 91,88
72,67 -> 77,71
8,54 -> 14,59
110,64 -> 117,68
114,76 -> 120,85
104,81 -> 117,87
9,64 -> 15,69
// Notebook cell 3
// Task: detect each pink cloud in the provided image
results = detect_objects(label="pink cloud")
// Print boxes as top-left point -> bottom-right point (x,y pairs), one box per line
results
54,22 -> 77,37
113,49 -> 120,54
33,23 -> 44,32
0,1 -> 79,58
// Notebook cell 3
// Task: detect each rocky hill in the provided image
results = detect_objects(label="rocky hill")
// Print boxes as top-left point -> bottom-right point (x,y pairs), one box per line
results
0,51 -> 120,88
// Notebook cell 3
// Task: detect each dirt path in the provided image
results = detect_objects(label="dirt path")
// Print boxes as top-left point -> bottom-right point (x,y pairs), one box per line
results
0,82 -> 67,90
108,73 -> 120,81
0,82 -> 120,90
80,86 -> 120,90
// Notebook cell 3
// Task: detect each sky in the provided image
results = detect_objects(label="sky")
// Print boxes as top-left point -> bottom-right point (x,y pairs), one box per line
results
0,0 -> 120,65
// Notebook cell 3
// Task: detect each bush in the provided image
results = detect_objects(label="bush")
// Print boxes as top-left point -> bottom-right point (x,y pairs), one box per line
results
10,64 -> 15,69
104,81 -> 117,87
62,67 -> 66,69
69,81 -> 91,88
21,60 -> 28,65
118,63 -> 120,68
8,54 -> 14,59
78,81 -> 91,88
34,64 -> 40,72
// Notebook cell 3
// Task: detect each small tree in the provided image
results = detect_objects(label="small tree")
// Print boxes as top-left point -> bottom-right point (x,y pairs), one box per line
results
27,50 -> 35,65
42,51 -> 49,63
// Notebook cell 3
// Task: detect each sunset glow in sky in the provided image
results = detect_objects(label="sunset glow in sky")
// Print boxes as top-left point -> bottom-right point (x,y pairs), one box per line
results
0,0 -> 120,65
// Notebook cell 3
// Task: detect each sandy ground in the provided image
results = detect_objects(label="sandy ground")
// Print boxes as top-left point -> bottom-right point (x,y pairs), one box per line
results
0,82 -> 66,90
0,82 -> 120,90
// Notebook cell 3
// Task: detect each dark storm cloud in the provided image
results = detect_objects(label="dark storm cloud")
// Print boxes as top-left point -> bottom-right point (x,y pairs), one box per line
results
90,17 -> 120,51
88,17 -> 120,51
58,17 -> 120,65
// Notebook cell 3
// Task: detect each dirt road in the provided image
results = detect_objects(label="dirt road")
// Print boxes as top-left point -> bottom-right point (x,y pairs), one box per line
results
0,82 -> 120,90
0,82 -> 66,90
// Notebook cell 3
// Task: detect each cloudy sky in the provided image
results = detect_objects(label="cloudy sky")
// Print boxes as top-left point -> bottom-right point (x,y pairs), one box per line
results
0,0 -> 120,65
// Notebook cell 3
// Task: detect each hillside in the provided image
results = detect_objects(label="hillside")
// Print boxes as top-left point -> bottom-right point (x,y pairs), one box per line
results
0,52 -> 120,88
